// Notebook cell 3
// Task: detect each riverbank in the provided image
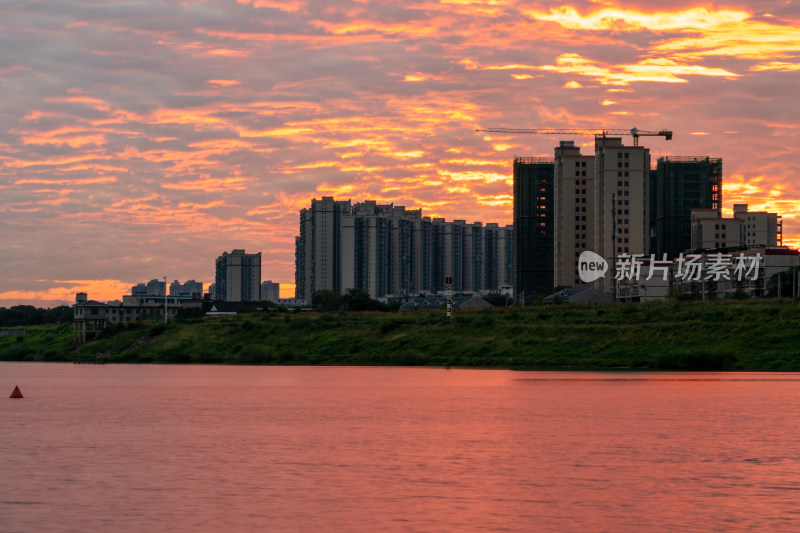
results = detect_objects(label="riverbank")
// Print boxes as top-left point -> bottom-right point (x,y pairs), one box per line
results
2,299 -> 798,370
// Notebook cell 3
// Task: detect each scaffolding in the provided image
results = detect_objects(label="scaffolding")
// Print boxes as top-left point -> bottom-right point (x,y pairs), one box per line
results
652,156 -> 722,259
513,157 -> 555,303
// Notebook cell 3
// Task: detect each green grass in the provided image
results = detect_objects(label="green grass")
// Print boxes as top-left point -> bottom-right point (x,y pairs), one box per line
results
2,299 -> 799,370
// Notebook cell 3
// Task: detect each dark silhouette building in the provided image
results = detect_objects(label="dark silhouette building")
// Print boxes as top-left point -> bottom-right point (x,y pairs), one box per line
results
513,157 -> 554,304
650,156 -> 722,258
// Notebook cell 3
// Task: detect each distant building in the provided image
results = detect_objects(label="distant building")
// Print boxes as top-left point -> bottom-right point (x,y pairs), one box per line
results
553,141 -> 595,288
342,201 -> 421,298
669,247 -> 798,299
594,137 -> 651,293
296,197 -> 512,299
734,204 -> 782,247
72,292 -> 201,345
131,279 -> 166,296
296,197 -> 352,299
513,156 -> 554,303
690,209 -> 744,249
261,280 -> 280,302
215,249 -> 261,301
483,223 -> 514,292
169,279 -> 204,298
651,156 -> 722,259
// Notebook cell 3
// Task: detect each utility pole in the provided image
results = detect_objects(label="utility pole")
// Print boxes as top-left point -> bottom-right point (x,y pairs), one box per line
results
612,193 -> 617,302
164,276 -> 168,323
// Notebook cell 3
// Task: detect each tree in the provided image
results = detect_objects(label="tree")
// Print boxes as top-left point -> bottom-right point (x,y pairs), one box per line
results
344,289 -> 385,311
312,290 -> 346,312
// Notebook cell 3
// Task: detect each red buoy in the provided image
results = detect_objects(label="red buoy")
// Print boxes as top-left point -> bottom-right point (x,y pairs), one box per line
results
10,385 -> 23,399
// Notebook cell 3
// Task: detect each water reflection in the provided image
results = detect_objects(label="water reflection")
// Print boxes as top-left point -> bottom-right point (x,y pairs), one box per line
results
2,363 -> 800,532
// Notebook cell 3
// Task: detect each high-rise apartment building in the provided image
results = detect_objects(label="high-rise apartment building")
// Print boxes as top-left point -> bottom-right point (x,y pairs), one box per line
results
513,157 -> 554,303
295,197 -> 352,299
342,201 -> 421,299
651,156 -> 722,258
593,137 -> 650,293
215,249 -> 261,301
483,223 -> 514,290
296,198 -> 511,299
553,141 -> 595,288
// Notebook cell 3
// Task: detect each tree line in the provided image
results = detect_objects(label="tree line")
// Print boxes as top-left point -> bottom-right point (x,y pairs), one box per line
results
0,305 -> 73,327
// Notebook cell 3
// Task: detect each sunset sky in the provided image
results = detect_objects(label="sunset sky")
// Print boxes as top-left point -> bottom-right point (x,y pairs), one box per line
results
1,0 -> 798,307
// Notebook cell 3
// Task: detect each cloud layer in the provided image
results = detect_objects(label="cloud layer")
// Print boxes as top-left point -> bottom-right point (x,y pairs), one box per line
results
1,0 -> 798,305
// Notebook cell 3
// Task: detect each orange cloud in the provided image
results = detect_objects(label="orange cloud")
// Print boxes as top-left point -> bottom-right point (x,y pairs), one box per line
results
525,7 -> 749,31
208,79 -> 241,86
0,279 -> 135,306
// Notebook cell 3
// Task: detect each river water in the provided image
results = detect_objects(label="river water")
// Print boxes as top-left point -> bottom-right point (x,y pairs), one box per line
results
2,363 -> 800,532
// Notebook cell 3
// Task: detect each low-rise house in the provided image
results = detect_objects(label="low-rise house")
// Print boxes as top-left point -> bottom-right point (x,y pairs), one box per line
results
72,292 -> 202,344
544,288 -> 612,305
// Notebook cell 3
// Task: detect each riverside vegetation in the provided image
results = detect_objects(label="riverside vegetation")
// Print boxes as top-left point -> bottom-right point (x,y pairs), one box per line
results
1,299 -> 799,370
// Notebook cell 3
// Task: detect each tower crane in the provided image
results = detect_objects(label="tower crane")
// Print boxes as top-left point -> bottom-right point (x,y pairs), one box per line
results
475,127 -> 672,146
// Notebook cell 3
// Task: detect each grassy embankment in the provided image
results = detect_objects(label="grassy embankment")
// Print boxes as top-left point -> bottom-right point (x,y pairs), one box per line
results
1,299 -> 799,370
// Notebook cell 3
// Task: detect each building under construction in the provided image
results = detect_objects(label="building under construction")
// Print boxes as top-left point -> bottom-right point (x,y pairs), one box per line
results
513,156 -> 554,303
650,156 -> 722,259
